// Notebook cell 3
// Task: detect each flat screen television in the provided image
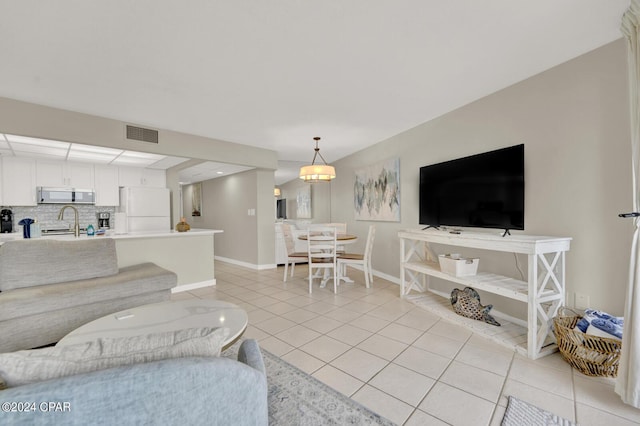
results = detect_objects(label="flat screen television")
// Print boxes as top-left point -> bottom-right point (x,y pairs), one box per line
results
419,144 -> 524,232
276,199 -> 287,219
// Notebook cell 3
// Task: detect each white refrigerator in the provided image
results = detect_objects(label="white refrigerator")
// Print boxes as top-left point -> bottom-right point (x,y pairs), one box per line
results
119,187 -> 170,232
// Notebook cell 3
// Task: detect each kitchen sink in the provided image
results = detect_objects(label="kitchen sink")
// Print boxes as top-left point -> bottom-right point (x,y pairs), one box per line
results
41,228 -> 87,236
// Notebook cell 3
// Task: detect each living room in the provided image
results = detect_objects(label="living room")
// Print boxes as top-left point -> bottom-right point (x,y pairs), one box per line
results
1,2 -> 638,425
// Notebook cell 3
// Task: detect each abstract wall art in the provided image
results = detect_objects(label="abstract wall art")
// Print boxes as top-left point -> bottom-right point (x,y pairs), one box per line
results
354,157 -> 400,221
191,182 -> 202,217
296,185 -> 312,219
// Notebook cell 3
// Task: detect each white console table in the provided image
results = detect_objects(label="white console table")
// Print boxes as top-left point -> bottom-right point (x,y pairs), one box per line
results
398,229 -> 571,359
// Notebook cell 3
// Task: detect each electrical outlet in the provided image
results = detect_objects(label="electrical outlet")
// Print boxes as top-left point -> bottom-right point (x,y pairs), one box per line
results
575,293 -> 590,310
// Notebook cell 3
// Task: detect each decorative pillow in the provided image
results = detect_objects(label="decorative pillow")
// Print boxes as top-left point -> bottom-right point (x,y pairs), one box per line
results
0,327 -> 229,388
450,287 -> 500,326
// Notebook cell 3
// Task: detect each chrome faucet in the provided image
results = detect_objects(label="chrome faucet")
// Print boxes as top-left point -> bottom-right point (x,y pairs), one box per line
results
57,205 -> 80,237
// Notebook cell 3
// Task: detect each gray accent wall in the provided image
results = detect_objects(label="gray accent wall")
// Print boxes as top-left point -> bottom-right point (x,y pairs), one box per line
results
325,39 -> 631,315
183,169 -> 275,267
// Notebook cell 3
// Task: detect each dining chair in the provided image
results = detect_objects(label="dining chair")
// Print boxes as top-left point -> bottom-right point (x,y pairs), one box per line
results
319,223 -> 347,252
282,223 -> 308,282
319,223 -> 347,233
307,226 -> 338,294
337,225 -> 376,288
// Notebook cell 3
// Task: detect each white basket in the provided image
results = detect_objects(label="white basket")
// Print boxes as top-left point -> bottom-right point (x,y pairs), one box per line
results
438,254 -> 479,277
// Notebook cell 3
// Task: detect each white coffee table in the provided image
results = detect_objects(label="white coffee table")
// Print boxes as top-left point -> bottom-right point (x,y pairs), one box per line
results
57,299 -> 248,349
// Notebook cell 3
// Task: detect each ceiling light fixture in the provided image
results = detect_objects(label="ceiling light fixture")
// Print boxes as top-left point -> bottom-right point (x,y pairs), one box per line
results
299,137 -> 335,182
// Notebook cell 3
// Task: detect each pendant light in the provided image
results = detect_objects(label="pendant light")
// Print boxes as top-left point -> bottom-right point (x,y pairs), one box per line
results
299,137 -> 336,182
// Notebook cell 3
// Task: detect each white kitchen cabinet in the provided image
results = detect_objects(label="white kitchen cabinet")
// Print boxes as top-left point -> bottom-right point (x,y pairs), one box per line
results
142,168 -> 166,187
67,162 -> 94,188
1,157 -> 37,206
94,165 -> 120,206
117,166 -> 141,187
36,160 -> 94,188
118,166 -> 166,187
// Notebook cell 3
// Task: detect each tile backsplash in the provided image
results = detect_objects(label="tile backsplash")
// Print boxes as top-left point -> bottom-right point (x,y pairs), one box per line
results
7,205 -> 116,231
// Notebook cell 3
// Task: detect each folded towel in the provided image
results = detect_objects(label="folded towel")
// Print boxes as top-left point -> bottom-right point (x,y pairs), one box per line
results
17,218 -> 33,239
587,318 -> 622,340
575,318 -> 589,333
575,309 -> 624,333
586,324 -> 620,340
584,309 -> 624,326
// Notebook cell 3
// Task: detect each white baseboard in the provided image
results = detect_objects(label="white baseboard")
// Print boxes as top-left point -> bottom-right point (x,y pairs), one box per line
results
343,264 -> 401,286
171,279 -> 216,293
215,256 -> 276,270
373,269 -> 400,285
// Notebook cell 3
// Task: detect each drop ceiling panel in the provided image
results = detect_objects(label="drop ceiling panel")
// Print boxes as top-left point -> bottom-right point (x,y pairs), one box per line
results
178,162 -> 253,184
5,134 -> 70,149
147,156 -> 190,169
11,145 -> 68,157
0,133 -> 252,182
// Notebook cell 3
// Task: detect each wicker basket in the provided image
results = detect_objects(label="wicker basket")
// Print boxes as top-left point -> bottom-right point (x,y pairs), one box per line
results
553,307 -> 622,377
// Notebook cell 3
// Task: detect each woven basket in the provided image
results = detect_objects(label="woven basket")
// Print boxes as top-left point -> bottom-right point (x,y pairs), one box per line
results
553,307 -> 621,377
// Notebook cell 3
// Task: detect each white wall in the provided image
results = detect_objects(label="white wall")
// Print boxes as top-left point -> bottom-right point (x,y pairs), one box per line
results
328,39 -> 632,316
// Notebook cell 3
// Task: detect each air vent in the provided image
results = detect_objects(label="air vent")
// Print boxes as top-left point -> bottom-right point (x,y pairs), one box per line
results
126,125 -> 159,144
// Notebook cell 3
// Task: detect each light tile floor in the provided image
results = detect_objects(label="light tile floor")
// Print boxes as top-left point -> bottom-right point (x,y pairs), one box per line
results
171,261 -> 640,426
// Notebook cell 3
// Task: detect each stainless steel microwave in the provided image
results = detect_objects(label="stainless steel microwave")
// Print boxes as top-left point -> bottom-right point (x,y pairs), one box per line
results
37,187 -> 96,204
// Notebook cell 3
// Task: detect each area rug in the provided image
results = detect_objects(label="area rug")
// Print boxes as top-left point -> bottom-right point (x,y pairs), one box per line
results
223,342 -> 396,426
502,396 -> 576,426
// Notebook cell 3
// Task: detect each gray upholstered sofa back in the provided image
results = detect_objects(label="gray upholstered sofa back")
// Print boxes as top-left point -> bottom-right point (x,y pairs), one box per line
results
0,239 -> 118,291
0,339 -> 269,425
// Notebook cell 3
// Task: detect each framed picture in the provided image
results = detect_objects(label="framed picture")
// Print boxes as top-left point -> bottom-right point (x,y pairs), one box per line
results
296,185 -> 312,219
191,182 -> 202,217
354,157 -> 400,221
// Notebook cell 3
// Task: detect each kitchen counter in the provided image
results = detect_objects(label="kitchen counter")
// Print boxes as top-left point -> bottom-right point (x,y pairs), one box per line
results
0,228 -> 222,244
0,229 -> 224,292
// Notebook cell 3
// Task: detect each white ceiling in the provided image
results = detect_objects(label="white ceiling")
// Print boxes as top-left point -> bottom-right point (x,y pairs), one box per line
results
0,1 -> 630,185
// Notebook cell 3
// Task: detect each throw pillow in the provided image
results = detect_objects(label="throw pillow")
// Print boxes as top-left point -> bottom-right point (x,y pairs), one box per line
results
0,326 -> 229,388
